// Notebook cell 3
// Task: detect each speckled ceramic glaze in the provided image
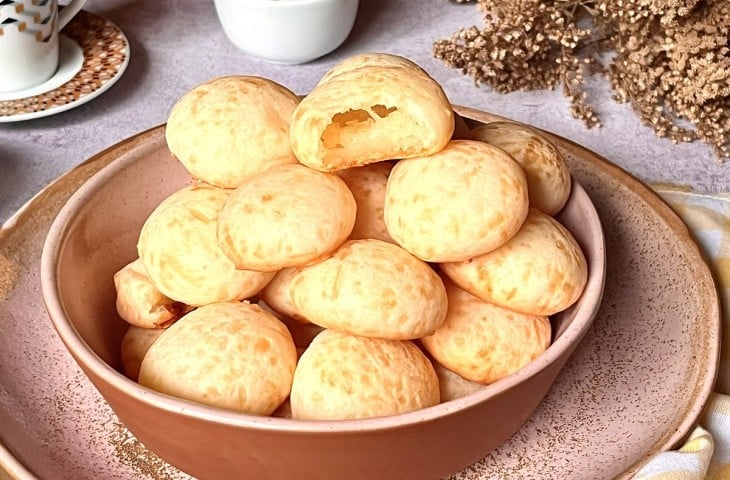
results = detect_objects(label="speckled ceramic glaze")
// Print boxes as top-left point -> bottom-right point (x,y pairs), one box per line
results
0,107 -> 719,480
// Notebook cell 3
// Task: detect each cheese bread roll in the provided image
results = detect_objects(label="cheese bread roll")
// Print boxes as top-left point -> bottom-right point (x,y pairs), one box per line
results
120,325 -> 166,382
259,267 -> 310,324
217,164 -> 356,271
290,56 -> 454,171
290,330 -> 439,420
432,361 -> 484,403
166,76 -> 299,188
113,258 -> 186,328
471,122 -> 571,215
290,239 -> 447,340
138,185 -> 274,306
139,302 -> 297,415
421,281 -> 551,385
337,161 -> 394,242
384,140 -> 529,262
441,208 -> 588,316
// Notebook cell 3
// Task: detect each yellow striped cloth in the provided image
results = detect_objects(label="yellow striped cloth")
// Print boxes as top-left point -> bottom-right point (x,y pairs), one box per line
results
633,189 -> 730,480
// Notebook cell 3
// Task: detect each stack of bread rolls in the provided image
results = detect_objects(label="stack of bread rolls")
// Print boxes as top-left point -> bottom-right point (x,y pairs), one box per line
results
113,53 -> 587,421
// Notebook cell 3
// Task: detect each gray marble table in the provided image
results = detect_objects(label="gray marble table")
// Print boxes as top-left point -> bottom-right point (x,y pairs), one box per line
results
1,0 -> 728,224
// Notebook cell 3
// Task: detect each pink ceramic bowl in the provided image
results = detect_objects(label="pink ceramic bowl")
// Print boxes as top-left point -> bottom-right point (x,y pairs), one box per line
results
40,124 -> 605,480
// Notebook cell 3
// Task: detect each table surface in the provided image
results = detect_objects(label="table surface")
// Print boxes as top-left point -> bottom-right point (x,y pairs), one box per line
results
1,0 -> 728,225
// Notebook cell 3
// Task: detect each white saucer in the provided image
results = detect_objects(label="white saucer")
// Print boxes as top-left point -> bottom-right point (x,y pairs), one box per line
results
0,10 -> 130,123
0,35 -> 84,102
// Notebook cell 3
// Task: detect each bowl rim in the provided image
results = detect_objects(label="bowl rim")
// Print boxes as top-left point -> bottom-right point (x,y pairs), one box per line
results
40,132 -> 606,434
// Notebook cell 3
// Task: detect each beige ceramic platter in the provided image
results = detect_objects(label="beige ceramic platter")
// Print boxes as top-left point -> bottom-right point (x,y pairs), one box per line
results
0,108 -> 720,480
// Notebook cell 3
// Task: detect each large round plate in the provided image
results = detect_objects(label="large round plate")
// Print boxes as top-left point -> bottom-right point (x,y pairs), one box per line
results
0,108 -> 719,480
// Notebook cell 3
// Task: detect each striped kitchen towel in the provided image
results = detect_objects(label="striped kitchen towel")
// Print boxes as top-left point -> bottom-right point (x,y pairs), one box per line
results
633,189 -> 730,480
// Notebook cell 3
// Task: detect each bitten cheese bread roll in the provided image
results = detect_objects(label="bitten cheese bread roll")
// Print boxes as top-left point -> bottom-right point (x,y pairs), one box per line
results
471,122 -> 571,215
384,140 -> 529,262
113,258 -> 186,328
139,302 -> 297,415
336,162 -> 394,243
290,57 -> 454,172
166,76 -> 299,188
441,209 -> 588,316
315,52 -> 427,86
217,164 -> 356,271
138,185 -> 274,306
120,325 -> 166,381
290,330 -> 440,420
290,239 -> 448,340
421,281 -> 551,385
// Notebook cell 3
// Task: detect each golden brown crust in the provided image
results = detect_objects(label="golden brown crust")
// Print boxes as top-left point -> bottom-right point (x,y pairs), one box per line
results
290,330 -> 440,420
289,239 -> 448,340
120,325 -> 166,382
431,360 -> 484,402
137,184 -> 274,306
421,281 -> 551,385
113,258 -> 186,328
441,208 -> 588,316
217,164 -> 356,271
290,58 -> 454,172
336,162 -> 395,243
259,267 -> 311,324
316,53 -> 428,86
471,122 -> 571,215
166,76 -> 299,188
384,140 -> 529,262
139,302 -> 297,415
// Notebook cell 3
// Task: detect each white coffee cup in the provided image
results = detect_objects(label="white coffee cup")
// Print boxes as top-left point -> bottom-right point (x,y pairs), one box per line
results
0,0 -> 87,93
214,0 -> 360,65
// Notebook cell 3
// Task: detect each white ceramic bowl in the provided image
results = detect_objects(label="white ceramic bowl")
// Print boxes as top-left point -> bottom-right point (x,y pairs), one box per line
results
214,0 -> 360,64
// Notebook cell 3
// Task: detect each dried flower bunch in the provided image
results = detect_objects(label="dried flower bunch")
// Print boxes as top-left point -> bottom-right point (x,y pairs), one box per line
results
435,0 -> 730,159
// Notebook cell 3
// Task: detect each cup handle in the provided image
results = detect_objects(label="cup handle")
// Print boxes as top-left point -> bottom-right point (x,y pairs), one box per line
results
58,0 -> 88,31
